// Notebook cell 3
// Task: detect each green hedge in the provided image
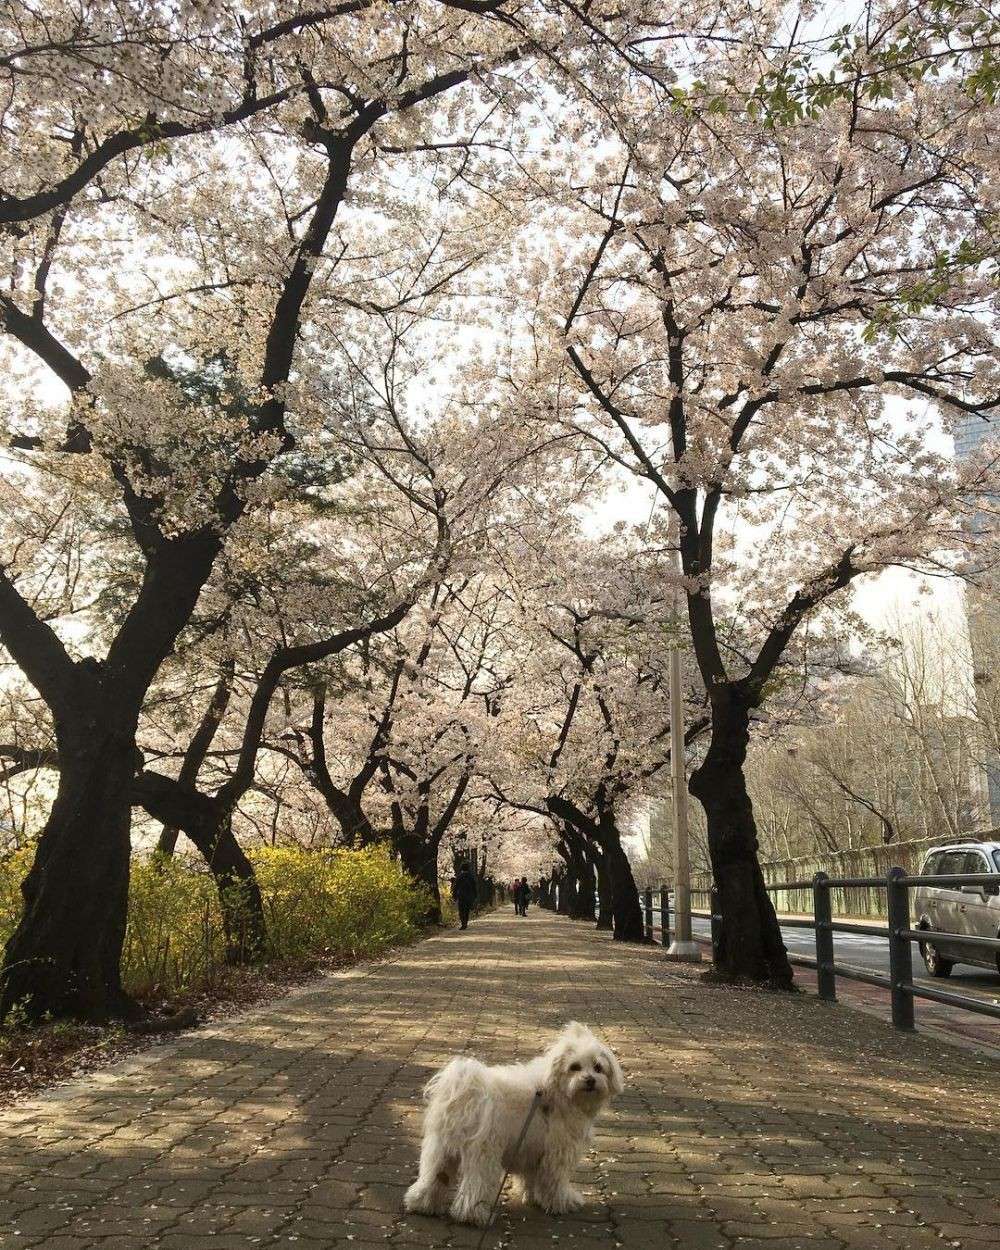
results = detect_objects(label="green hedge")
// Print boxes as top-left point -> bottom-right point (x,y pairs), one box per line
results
1,845 -> 432,999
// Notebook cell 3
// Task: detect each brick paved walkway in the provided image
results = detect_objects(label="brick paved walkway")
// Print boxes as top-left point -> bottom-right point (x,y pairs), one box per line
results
2,909 -> 999,1250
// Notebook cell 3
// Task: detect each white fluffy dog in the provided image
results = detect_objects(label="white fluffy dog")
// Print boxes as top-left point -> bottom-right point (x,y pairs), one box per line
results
404,1021 -> 624,1227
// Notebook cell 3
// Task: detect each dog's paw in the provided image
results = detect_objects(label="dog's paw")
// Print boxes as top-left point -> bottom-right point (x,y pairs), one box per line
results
450,1196 -> 492,1227
545,1186 -> 585,1215
404,1182 -> 445,1215
403,1183 -> 426,1213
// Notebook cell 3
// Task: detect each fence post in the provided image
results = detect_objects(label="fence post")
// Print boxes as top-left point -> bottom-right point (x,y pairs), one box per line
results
887,866 -> 915,1031
710,885 -> 722,965
659,883 -> 670,947
644,887 -> 654,942
813,872 -> 836,1002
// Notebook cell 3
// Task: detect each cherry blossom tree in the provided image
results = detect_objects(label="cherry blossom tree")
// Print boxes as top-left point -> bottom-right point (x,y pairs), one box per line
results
0,412 -> 459,955
281,545 -> 524,918
536,25 -> 1000,982
0,0 -> 586,1021
482,521 -> 709,940
746,1 -> 1000,126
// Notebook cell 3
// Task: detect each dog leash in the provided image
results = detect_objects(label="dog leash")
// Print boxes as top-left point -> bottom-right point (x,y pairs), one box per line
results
474,1089 -> 544,1250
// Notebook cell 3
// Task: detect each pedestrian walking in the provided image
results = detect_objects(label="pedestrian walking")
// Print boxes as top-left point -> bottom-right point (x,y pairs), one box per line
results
452,863 -> 478,930
515,876 -> 530,916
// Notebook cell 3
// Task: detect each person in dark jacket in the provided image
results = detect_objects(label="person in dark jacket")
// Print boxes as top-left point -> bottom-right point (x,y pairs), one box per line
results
452,865 -> 478,930
515,876 -> 530,916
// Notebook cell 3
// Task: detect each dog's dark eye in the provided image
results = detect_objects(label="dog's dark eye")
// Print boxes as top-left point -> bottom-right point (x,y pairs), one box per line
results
569,1062 -> 582,1072
594,1063 -> 603,1073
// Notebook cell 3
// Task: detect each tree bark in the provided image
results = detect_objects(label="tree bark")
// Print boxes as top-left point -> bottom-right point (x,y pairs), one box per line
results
193,813 -> 267,964
546,796 -> 643,941
555,866 -> 574,915
559,827 -> 596,921
156,661 -> 234,857
315,785 -> 378,849
1,725 -> 137,1022
602,834 -> 645,942
396,834 -> 441,925
299,687 -> 379,848
595,855 -> 613,930
688,689 -> 793,987
570,850 -> 596,921
135,771 -> 266,964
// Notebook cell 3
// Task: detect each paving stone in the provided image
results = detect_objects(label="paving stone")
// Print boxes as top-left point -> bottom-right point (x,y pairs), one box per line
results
1,910 -> 998,1250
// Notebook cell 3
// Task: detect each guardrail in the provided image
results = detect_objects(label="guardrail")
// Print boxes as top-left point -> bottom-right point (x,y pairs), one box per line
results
642,885 -> 672,947
687,869 -> 1000,1031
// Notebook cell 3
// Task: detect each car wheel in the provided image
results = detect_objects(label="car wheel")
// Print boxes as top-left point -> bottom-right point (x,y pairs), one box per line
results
921,939 -> 954,978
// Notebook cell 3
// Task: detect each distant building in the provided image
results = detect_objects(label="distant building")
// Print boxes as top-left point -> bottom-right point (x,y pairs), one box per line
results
954,412 -> 995,460
645,797 -> 671,876
918,709 -> 992,834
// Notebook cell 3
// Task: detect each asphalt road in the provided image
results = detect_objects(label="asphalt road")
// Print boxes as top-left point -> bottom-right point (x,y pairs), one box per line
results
690,915 -> 1000,1005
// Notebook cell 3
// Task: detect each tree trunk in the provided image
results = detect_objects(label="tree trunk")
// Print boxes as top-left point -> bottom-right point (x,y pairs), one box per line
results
571,855 -> 596,921
133,771 -> 267,965
556,868 -> 574,915
312,778 -> 377,848
1,530 -> 225,1023
1,728 -> 137,1022
396,835 -> 441,925
545,796 -> 639,938
156,824 -> 181,857
689,690 -> 793,987
603,836 -> 645,942
156,661 -> 235,858
189,815 -> 267,964
560,830 -> 596,921
595,857 -> 613,930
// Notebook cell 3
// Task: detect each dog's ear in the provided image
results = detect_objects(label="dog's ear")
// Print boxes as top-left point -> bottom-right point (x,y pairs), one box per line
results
541,1033 -> 571,1096
602,1047 -> 625,1096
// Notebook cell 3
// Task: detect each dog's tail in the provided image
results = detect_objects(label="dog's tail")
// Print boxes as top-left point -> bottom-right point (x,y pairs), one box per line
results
422,1056 -> 497,1142
422,1055 -> 487,1106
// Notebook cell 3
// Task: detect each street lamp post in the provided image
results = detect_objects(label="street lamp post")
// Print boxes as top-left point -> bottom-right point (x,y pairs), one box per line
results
665,639 -> 701,961
665,511 -> 701,961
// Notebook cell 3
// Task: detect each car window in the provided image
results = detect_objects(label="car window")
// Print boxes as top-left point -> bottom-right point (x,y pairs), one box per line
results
993,850 -> 1000,873
961,851 -> 990,875
938,851 -> 967,877
920,845 -> 945,875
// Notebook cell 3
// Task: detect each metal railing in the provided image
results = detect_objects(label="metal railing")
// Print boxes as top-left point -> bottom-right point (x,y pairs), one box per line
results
642,885 -> 672,947
689,869 -> 1000,1031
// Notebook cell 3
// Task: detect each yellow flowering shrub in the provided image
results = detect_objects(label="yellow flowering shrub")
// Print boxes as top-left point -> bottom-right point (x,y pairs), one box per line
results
249,845 -> 432,961
0,847 -> 32,947
1,845 -> 432,999
123,854 -> 224,995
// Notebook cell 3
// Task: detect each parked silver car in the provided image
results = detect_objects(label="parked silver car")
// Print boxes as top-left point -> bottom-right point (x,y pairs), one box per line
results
913,841 -> 1000,978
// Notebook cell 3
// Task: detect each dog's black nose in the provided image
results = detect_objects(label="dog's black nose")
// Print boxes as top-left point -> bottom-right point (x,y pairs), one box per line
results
584,1077 -> 596,1090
